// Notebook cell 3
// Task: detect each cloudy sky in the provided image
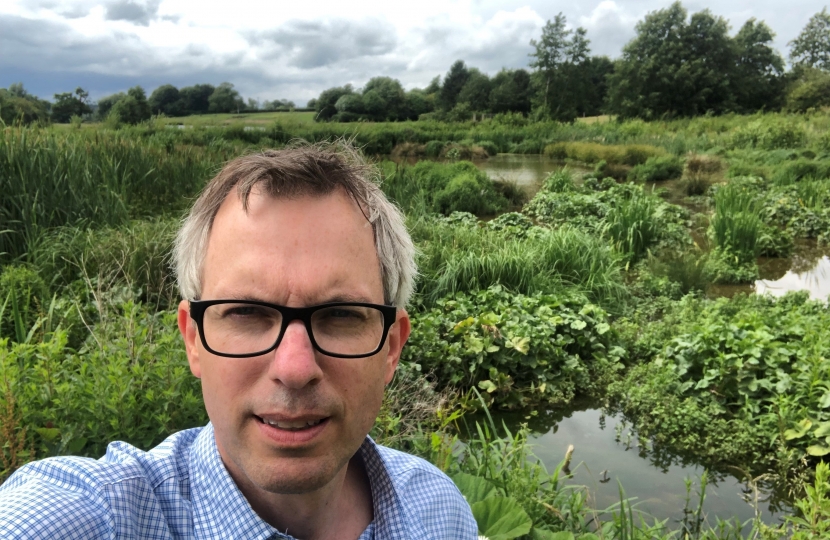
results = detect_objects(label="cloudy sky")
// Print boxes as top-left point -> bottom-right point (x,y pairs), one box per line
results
1,0 -> 826,106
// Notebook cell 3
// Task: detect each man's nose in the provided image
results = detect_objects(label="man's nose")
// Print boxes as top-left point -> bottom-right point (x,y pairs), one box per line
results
268,320 -> 324,388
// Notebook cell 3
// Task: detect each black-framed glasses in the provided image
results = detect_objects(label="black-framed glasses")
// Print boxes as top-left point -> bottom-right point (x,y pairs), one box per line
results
189,299 -> 398,359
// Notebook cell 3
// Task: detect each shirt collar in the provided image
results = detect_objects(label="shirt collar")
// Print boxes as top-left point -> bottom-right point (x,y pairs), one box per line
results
189,424 -> 426,540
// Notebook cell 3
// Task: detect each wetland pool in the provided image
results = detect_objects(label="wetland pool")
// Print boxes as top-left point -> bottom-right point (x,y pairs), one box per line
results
487,404 -> 787,526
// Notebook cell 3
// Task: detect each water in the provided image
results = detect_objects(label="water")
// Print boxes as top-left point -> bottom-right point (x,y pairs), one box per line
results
493,405 -> 786,525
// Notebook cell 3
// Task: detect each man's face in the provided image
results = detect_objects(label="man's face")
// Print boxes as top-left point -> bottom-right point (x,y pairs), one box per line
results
177,188 -> 410,495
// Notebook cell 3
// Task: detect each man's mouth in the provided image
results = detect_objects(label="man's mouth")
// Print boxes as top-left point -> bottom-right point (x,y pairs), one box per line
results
256,415 -> 329,431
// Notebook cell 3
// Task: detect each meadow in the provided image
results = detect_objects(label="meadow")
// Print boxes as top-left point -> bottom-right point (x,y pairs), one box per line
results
2,110 -> 830,538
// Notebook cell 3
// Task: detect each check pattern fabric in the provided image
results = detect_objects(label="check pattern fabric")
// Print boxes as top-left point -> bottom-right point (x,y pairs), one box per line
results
0,424 -> 477,539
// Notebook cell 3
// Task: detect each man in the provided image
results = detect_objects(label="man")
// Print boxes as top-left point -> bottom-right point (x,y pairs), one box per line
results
0,142 -> 478,539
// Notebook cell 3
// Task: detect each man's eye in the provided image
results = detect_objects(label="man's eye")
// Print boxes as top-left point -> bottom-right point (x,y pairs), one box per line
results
223,306 -> 268,318
328,308 -> 362,319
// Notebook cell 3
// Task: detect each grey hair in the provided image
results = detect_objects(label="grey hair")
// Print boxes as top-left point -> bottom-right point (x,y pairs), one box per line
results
173,140 -> 416,308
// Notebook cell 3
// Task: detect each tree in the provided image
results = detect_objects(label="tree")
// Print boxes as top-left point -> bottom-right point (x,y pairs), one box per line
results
786,68 -> 830,111
110,86 -> 151,124
789,8 -> 830,71
0,84 -> 50,125
439,60 -> 470,111
607,2 -> 736,118
149,84 -> 184,117
732,19 -> 785,112
489,69 -> 531,115
529,14 -> 591,120
96,93 -> 125,120
208,82 -> 244,113
404,89 -> 434,119
51,87 -> 92,123
314,85 -> 354,121
179,84 -> 215,115
457,69 -> 492,113
362,77 -> 406,120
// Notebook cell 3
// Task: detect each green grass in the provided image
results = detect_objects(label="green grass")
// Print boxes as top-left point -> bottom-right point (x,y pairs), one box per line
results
159,110 -> 316,127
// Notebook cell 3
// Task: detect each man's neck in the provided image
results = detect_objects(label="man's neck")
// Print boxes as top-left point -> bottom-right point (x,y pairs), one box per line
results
230,453 -> 373,540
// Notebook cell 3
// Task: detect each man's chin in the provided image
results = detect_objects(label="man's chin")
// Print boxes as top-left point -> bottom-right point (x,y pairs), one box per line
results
241,454 -> 346,495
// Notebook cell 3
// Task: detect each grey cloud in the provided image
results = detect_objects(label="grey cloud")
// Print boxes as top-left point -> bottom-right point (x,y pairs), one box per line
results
105,0 -> 161,26
250,19 -> 397,69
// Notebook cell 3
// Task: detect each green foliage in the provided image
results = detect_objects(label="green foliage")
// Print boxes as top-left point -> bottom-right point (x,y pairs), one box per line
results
786,69 -> 830,112
627,156 -> 683,183
0,295 -> 206,461
0,84 -> 50,125
0,265 -> 48,341
607,3 -> 784,118
403,285 -> 623,409
788,8 -> 830,71
611,293 -> 830,479
709,183 -> 762,262
787,461 -> 830,538
384,161 -> 508,216
603,192 -> 660,262
0,126 -> 232,262
543,142 -> 664,166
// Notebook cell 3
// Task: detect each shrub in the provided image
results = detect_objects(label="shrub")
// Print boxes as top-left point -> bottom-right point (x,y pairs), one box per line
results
476,140 -> 499,156
627,156 -> 683,183
403,285 -> 624,409
435,173 -> 507,216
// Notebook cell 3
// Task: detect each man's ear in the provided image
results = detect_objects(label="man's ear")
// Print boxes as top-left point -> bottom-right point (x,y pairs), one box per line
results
177,300 -> 202,379
383,309 -> 411,386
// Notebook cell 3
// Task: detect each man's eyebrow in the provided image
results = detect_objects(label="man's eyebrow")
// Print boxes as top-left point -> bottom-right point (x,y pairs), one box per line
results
214,293 -> 380,305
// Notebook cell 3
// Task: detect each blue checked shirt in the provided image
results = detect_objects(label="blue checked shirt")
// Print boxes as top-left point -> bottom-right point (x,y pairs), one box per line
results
0,424 -> 477,539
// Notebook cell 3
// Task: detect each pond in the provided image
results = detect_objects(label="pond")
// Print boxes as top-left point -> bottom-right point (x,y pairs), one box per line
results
490,403 -> 786,527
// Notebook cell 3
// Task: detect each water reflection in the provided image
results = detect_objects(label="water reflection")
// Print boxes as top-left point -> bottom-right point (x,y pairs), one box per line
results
492,405 -> 785,525
756,255 -> 830,301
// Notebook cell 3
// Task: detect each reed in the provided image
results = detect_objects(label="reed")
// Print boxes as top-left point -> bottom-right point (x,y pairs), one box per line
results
710,184 -> 762,262
603,193 -> 659,262
0,126 -> 230,263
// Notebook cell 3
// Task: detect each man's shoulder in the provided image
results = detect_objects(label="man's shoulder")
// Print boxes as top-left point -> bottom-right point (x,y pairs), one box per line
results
367,443 -> 478,539
0,427 -> 204,539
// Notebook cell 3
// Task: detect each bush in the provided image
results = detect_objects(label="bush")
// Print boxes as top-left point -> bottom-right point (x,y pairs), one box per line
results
435,175 -> 507,216
627,155 -> 684,183
403,285 -> 624,409
424,140 -> 446,157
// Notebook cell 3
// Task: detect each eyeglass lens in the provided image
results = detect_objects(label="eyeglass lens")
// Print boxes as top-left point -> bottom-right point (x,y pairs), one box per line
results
201,303 -> 386,356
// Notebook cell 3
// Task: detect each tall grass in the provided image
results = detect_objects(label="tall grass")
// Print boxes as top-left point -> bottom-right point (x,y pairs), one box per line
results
604,193 -> 659,263
414,222 -> 627,310
710,184 -> 762,262
0,126 -> 230,263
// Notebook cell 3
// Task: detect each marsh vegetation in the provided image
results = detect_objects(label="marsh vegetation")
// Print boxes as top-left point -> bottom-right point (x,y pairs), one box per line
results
2,109 -> 830,538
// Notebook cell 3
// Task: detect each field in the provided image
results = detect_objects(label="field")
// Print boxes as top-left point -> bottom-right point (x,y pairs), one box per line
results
159,109 -> 317,127
2,111 -> 830,538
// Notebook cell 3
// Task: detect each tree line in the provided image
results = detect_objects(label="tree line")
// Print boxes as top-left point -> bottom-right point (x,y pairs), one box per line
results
2,2 -> 829,126
0,81 -> 296,126
309,3 -> 830,122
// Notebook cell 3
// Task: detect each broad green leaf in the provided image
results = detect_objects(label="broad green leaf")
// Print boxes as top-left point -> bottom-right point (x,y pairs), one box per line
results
67,437 -> 88,454
814,422 -> 830,438
784,419 -> 812,440
34,427 -> 61,442
577,534 -> 600,540
471,496 -> 532,540
807,445 -> 830,457
451,472 -> 499,505
820,391 -> 830,409
478,380 -> 497,393
570,320 -> 587,330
